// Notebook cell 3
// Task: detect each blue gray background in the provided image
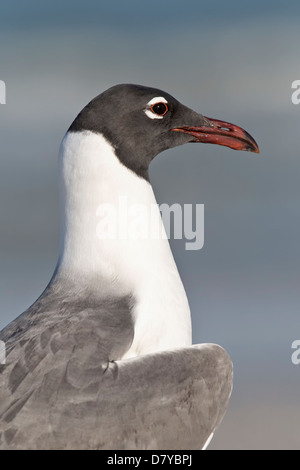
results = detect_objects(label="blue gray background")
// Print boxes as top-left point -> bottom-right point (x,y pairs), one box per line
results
0,0 -> 299,449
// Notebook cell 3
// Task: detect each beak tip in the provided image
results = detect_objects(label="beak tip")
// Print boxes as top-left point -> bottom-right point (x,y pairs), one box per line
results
250,144 -> 260,154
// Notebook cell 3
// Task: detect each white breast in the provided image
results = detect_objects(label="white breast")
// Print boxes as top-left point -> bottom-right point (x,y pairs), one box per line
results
57,130 -> 192,358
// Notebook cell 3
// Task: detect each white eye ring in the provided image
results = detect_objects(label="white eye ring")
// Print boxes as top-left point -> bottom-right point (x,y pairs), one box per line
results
144,96 -> 168,120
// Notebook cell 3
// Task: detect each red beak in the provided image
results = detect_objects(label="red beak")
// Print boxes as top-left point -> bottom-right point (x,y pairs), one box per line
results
172,117 -> 260,154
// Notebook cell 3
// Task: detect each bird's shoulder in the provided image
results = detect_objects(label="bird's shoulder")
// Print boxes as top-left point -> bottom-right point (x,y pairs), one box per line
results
0,283 -> 134,432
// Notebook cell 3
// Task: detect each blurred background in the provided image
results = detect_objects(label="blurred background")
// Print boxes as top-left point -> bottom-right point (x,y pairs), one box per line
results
0,0 -> 299,449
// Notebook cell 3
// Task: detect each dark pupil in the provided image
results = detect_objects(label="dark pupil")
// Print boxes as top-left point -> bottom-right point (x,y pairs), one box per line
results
152,102 -> 167,115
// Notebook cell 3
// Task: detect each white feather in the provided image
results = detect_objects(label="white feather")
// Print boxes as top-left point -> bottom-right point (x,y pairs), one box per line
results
57,130 -> 192,358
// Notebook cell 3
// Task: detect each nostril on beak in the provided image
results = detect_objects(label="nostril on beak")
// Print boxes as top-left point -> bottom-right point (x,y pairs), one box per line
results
203,116 -> 214,128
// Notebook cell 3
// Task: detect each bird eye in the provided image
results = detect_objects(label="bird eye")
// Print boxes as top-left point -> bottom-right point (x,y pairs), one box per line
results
150,102 -> 168,116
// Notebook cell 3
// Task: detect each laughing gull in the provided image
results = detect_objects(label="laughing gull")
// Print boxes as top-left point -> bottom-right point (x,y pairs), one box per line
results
0,84 -> 259,450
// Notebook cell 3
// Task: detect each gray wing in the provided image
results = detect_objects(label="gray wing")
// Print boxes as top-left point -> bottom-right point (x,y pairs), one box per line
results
0,284 -> 232,449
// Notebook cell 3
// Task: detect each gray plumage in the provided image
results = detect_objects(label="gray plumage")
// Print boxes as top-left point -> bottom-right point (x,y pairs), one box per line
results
0,281 -> 232,449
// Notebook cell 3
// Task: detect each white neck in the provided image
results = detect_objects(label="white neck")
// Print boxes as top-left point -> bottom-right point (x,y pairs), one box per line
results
56,130 -> 191,356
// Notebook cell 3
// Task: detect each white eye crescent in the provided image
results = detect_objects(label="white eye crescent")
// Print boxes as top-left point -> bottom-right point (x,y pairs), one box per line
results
144,96 -> 169,120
